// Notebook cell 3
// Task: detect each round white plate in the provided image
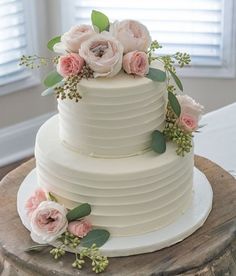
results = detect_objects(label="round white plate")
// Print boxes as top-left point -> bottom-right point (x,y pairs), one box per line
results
17,168 -> 213,257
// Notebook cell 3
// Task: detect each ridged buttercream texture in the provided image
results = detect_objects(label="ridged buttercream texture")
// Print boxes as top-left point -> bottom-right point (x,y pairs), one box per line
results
35,116 -> 193,237
58,71 -> 166,158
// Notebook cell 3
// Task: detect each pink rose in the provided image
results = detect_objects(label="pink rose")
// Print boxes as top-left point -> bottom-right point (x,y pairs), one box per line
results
30,201 -> 68,243
79,34 -> 123,78
57,53 -> 84,77
68,219 -> 92,238
60,25 -> 96,52
176,95 -> 204,132
110,20 -> 151,54
177,95 -> 203,120
178,114 -> 198,132
123,51 -> 149,76
25,188 -> 47,218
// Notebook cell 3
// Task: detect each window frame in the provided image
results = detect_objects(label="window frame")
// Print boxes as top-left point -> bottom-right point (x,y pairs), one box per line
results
0,0 -> 45,96
60,0 -> 236,79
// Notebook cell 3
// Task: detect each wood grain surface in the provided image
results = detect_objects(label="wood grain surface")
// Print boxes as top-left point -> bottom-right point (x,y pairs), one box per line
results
0,156 -> 236,276
0,157 -> 31,181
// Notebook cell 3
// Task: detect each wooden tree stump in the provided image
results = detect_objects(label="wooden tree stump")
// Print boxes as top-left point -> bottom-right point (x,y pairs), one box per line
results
0,156 -> 236,276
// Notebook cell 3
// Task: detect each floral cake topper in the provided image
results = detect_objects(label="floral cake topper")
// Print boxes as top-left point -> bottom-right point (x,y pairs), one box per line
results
20,10 -> 203,156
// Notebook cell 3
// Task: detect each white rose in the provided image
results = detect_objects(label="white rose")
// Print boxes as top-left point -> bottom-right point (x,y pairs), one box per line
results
54,25 -> 96,53
110,20 -> 151,54
177,95 -> 204,121
79,34 -> 124,78
30,201 -> 68,244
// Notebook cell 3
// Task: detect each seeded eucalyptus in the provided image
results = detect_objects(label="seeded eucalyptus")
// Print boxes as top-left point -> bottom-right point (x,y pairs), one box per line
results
163,104 -> 193,156
174,52 -> 191,68
50,246 -> 65,260
55,65 -> 94,102
147,40 -> 163,63
147,40 -> 191,94
49,231 -> 109,273
80,244 -> 109,273
19,55 -> 59,69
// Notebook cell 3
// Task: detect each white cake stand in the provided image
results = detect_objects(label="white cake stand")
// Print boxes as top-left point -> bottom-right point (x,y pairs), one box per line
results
17,168 -> 213,257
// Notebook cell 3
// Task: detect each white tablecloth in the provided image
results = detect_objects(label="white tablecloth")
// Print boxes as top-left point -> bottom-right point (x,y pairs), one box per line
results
194,103 -> 236,177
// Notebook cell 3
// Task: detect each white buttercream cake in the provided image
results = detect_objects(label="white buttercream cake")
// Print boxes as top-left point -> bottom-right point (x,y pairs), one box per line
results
35,70 -> 194,237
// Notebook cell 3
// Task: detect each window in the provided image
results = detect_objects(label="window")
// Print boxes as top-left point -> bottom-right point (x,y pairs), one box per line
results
0,0 -> 40,95
60,0 -> 235,78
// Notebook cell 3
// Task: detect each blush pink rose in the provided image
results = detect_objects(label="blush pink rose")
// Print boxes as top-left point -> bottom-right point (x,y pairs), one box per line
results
110,20 -> 151,54
177,95 -> 203,132
68,219 -> 92,238
178,114 -> 198,132
60,25 -> 96,52
57,53 -> 84,77
25,188 -> 47,218
30,201 -> 68,244
177,95 -> 204,120
123,51 -> 149,76
176,95 -> 204,132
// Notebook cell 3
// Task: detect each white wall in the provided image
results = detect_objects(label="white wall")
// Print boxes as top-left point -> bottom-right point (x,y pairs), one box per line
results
0,0 -> 60,129
183,77 -> 236,113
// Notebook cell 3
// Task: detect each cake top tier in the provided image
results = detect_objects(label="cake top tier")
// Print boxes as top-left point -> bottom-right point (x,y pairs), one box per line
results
58,73 -> 166,158
76,62 -> 166,97
78,67 -> 163,90
20,10 -> 203,158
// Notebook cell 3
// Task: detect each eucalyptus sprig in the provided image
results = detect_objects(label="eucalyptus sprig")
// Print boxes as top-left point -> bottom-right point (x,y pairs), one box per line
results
19,55 -> 59,69
50,245 -> 66,260
80,244 -> 109,273
174,52 -> 191,68
147,40 -> 163,63
55,65 -> 94,102
59,231 -> 80,248
49,231 -> 109,273
163,103 -> 193,156
148,40 -> 191,93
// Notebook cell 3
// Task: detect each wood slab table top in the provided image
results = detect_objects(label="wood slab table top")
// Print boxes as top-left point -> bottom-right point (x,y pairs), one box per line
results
1,156 -> 236,276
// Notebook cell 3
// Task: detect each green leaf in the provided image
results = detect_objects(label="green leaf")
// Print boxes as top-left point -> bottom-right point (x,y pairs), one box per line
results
25,244 -> 51,253
168,91 -> 181,117
80,229 -> 110,248
151,130 -> 166,154
48,192 -> 58,202
91,10 -> 110,32
43,71 -> 63,88
47,36 -> 61,51
66,203 -> 91,222
198,124 -> 207,129
41,87 -> 54,96
169,70 -> 183,91
41,80 -> 64,96
146,67 -> 166,82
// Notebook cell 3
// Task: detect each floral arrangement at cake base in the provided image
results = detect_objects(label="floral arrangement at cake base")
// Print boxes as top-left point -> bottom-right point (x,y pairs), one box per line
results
25,188 -> 109,273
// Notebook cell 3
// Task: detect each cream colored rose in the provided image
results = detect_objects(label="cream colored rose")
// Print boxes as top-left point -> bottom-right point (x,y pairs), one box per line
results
110,20 -> 151,54
55,25 -> 96,53
79,34 -> 124,78
30,201 -> 68,244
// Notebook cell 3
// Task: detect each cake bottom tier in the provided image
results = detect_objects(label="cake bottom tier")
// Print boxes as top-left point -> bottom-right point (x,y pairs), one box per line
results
35,115 -> 194,237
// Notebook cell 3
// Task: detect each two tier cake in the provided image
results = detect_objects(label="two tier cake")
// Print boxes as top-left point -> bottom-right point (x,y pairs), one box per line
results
35,70 -> 194,237
18,10 -> 212,273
